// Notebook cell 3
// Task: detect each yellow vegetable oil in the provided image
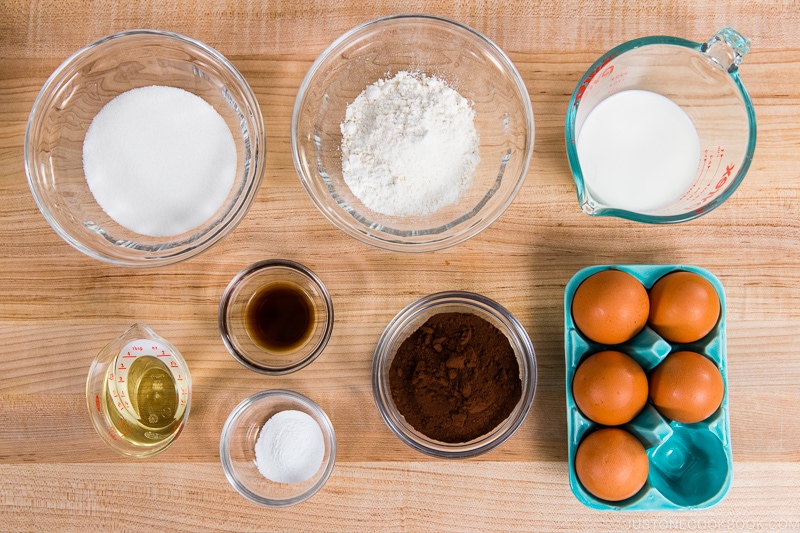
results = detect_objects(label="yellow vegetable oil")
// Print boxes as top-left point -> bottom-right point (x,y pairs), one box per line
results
103,355 -> 184,446
87,324 -> 191,457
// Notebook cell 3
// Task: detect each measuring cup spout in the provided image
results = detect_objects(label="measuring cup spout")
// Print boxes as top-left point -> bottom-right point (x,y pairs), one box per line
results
702,27 -> 751,73
578,190 -> 611,217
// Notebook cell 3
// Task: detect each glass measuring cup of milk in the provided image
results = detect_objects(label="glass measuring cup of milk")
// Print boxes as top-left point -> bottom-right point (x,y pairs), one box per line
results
566,27 -> 756,223
86,323 -> 191,457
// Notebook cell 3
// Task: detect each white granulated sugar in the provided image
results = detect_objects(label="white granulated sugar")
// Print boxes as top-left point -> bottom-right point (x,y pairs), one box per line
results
254,410 -> 325,484
82,85 -> 237,237
340,71 -> 480,217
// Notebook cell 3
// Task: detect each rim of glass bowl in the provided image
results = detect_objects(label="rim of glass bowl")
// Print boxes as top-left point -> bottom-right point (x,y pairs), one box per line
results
291,14 -> 535,253
219,389 -> 337,507
372,290 -> 537,458
24,29 -> 266,267
218,259 -> 335,375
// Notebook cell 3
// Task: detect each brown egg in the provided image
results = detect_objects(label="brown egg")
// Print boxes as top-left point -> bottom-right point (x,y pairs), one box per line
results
572,270 -> 649,345
575,428 -> 649,501
648,271 -> 720,343
572,350 -> 648,425
649,351 -> 724,424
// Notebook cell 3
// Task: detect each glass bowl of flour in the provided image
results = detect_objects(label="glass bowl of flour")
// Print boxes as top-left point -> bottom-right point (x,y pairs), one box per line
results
25,30 -> 265,267
292,14 -> 534,252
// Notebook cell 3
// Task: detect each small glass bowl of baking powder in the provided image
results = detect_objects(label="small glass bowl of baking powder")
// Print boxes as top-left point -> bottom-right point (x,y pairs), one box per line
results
292,14 -> 534,252
25,29 -> 265,267
220,389 -> 336,507
372,291 -> 537,458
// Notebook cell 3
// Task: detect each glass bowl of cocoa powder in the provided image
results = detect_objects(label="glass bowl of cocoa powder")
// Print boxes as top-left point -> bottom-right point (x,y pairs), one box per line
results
372,291 -> 537,458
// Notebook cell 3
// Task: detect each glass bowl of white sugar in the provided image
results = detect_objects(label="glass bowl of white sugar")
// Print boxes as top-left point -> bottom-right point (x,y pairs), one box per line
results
25,30 -> 265,267
220,389 -> 336,507
292,14 -> 534,252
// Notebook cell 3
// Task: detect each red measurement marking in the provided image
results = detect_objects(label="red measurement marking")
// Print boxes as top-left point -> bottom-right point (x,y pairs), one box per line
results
157,353 -> 173,357
118,363 -> 126,370
716,164 -> 735,189
95,394 -> 101,412
121,355 -> 137,359
573,55 -> 615,105
177,375 -> 183,381
118,376 -> 125,383
170,361 -> 178,368
117,419 -> 134,438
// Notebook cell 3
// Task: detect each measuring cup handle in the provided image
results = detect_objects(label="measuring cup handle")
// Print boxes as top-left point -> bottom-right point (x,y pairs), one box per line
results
702,27 -> 751,73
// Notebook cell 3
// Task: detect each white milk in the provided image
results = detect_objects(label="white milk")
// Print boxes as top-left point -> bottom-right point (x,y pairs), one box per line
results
576,90 -> 701,213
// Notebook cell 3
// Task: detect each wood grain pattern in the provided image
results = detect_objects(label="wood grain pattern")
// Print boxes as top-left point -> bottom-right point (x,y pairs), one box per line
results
1,0 -> 799,531
1,463 -> 799,531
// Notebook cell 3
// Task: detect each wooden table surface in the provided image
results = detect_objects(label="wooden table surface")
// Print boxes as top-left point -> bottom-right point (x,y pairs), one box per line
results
2,1 -> 799,531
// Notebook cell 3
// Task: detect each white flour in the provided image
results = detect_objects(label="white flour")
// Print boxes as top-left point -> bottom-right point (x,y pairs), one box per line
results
340,71 -> 480,217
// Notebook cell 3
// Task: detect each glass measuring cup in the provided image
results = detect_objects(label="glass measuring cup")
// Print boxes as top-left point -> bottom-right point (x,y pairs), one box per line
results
86,323 -> 191,457
566,27 -> 756,223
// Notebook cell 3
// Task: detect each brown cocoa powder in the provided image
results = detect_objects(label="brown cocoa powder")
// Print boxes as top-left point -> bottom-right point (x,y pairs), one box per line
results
389,312 -> 522,443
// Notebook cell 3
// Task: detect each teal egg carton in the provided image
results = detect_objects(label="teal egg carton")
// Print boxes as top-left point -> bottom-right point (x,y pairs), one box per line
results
564,264 -> 732,511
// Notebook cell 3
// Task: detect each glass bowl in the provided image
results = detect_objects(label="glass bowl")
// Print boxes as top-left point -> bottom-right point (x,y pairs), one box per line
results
372,291 -> 537,458
218,260 -> 334,375
292,14 -> 534,252
220,390 -> 336,507
25,29 -> 265,267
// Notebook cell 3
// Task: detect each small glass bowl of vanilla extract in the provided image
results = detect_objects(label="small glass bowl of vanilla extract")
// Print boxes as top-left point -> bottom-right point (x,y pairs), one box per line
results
219,260 -> 334,374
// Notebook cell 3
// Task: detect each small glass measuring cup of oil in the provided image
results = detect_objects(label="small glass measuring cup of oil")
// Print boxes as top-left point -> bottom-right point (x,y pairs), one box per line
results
86,323 -> 191,457
565,27 -> 756,223
218,259 -> 334,375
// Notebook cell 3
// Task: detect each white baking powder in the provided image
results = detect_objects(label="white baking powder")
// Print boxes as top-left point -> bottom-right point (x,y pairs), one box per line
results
340,71 -> 480,217
254,410 -> 325,484
82,85 -> 237,237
